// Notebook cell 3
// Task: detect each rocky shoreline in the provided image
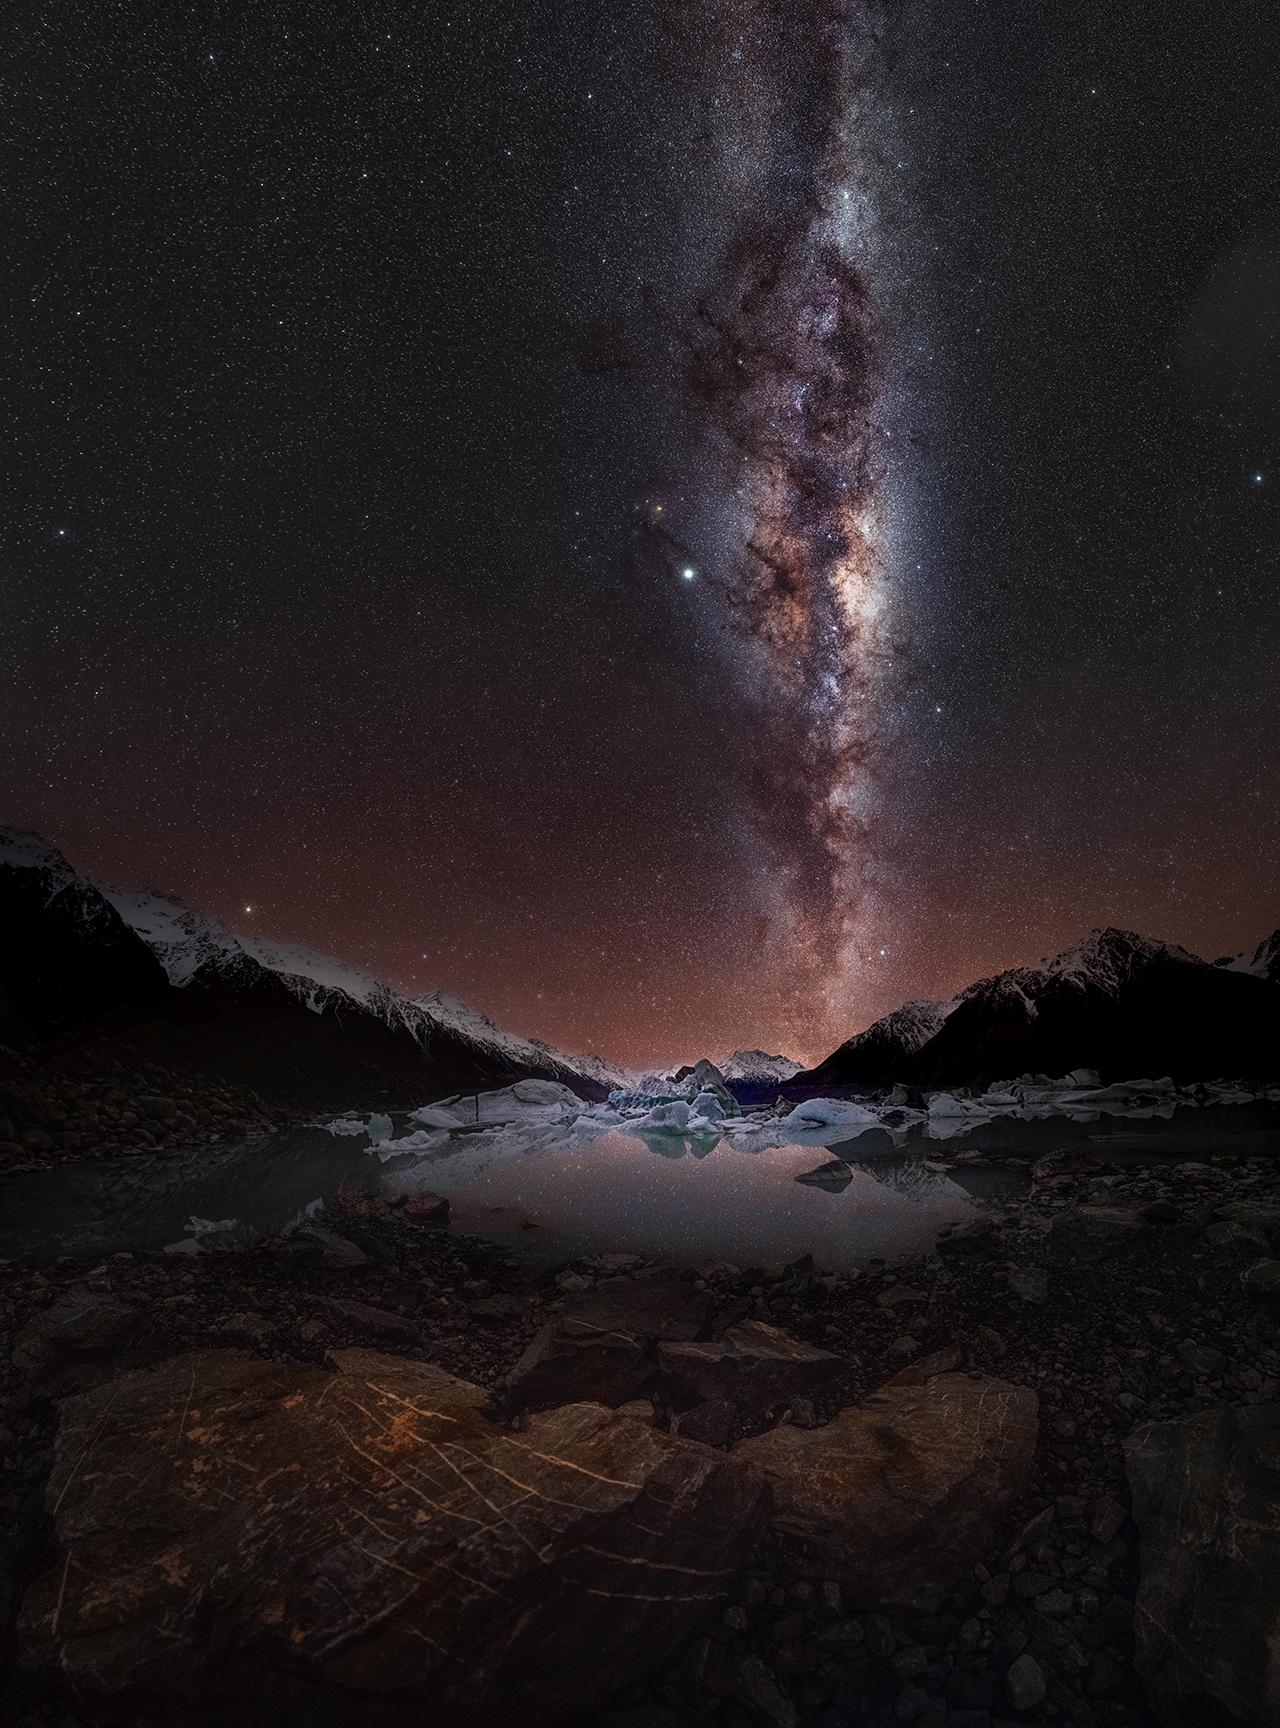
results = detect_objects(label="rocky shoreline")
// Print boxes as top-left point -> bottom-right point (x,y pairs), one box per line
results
3,1134 -> 1280,1727
0,1043 -> 290,1175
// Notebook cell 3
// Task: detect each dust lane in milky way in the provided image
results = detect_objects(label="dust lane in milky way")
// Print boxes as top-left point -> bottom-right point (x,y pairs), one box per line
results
664,1 -> 909,1049
3,0 -> 1278,1070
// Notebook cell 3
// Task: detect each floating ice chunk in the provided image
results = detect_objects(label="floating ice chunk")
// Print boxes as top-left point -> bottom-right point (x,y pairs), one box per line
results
373,1129 -> 448,1160
164,1215 -> 257,1254
365,1113 -> 394,1144
326,1117 -> 370,1136
609,1087 -> 686,1114
636,1100 -> 691,1132
780,1097 -> 881,1130
446,1080 -> 582,1127
1056,1079 -> 1169,1107
690,1090 -> 728,1123
926,1093 -> 987,1118
410,1103 -> 466,1129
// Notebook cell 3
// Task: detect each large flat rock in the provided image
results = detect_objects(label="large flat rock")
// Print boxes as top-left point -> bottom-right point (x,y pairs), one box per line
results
1125,1401 -> 1280,1727
734,1371 -> 1037,1611
502,1268 -> 715,1411
658,1321 -> 840,1417
20,1347 -> 767,1725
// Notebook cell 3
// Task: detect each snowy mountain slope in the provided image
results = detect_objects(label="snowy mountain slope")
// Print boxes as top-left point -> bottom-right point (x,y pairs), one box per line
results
99,885 -> 243,987
715,1049 -> 803,1085
96,884 -> 617,1096
1215,929 -> 1280,984
0,828 -> 169,1043
963,929 -> 1200,1015
804,998 -> 954,1088
415,990 -> 627,1093
805,927 -> 1280,1089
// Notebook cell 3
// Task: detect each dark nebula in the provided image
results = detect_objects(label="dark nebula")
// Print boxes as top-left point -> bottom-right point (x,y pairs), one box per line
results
2,0 -> 1277,1065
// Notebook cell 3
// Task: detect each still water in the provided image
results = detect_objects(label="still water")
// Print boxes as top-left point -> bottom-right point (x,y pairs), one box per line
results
2,1103 -> 1277,1271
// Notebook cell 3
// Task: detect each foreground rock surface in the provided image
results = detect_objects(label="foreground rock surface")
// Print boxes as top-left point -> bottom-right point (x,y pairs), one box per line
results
1125,1401 -> 1280,1727
502,1266 -> 714,1411
21,1348 -> 767,1725
657,1320 -> 840,1417
734,1370 -> 1038,1611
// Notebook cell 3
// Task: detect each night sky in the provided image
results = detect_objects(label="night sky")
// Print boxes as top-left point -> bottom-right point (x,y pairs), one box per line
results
3,1 -> 1277,1067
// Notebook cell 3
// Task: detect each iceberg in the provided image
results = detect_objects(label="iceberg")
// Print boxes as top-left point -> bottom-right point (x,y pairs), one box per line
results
779,1097 -> 881,1131
410,1103 -> 467,1129
635,1100 -> 691,1132
926,1093 -> 988,1119
437,1079 -> 582,1128
689,1089 -> 729,1124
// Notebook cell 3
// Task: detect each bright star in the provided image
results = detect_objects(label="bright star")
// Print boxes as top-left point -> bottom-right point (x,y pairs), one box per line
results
681,566 -> 696,581
244,904 -> 253,914
1254,472 -> 1265,484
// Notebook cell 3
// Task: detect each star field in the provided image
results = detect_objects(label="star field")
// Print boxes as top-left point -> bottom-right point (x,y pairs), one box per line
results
1,0 -> 1277,1067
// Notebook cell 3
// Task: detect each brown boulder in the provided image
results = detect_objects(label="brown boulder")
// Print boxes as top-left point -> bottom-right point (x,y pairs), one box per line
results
317,1296 -> 422,1344
502,1268 -> 714,1411
1125,1401 -> 1280,1727
565,1267 -> 714,1341
20,1348 -> 767,1725
658,1321 -> 840,1417
503,1316 -> 655,1409
674,1399 -> 738,1447
734,1372 -> 1037,1611
13,1284 -> 150,1392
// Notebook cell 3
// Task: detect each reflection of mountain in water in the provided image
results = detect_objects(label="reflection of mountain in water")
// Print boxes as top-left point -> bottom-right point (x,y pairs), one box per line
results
6,1104 -> 1277,1268
631,1130 -> 723,1161
841,1158 -> 974,1208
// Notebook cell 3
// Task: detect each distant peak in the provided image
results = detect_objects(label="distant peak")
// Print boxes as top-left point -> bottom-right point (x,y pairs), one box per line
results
1040,927 -> 1199,987
0,826 -> 73,875
715,1049 -> 803,1083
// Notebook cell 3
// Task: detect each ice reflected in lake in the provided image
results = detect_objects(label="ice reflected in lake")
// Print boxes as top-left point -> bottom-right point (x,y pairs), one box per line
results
2,1093 -> 1277,1270
419,1130 -> 980,1269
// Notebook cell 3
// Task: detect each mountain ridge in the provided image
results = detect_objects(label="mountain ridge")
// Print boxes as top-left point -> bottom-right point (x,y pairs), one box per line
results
801,925 -> 1280,1090
0,828 -> 618,1106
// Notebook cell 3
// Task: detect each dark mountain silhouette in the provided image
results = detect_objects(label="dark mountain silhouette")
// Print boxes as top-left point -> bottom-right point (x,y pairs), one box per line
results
0,828 -> 613,1108
801,928 -> 1280,1091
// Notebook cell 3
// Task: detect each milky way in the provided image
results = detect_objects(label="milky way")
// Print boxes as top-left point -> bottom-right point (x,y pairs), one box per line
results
668,1 -> 906,1038
3,0 -> 1278,1069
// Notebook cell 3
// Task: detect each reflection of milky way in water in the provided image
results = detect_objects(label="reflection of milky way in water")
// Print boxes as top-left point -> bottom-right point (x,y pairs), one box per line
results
446,1132 -> 977,1270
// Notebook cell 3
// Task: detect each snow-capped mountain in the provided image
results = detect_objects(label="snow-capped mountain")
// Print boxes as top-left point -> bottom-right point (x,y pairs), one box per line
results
0,826 -> 619,1105
99,888 -> 619,1099
714,1050 -> 803,1085
0,828 -> 169,1044
805,998 -> 954,1088
416,990 -> 627,1093
1215,930 -> 1280,984
98,885 -> 626,1093
802,927 -> 1280,1089
101,883 -> 246,988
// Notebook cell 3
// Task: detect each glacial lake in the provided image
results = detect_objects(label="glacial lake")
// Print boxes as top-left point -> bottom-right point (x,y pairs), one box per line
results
2,1102 -> 1278,1270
